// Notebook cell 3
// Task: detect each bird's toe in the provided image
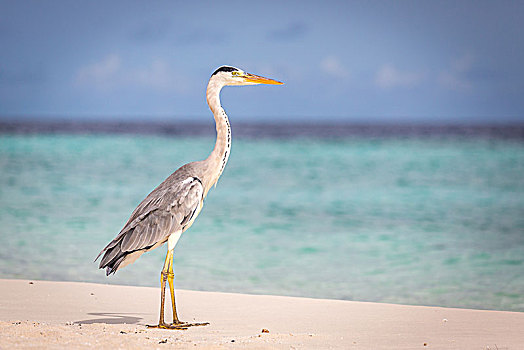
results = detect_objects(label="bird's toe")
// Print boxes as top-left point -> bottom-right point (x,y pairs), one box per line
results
147,323 -> 188,330
146,321 -> 209,330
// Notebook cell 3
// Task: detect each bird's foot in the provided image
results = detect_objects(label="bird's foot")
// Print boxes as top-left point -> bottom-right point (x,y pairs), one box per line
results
147,321 -> 209,330
147,322 -> 189,330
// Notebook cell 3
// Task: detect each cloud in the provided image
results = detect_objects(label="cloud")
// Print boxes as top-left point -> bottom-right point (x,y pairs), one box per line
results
130,20 -> 228,46
132,59 -> 175,90
438,72 -> 471,91
375,64 -> 423,89
267,22 -> 308,41
320,56 -> 349,78
131,19 -> 171,43
75,54 -> 121,90
175,28 -> 228,45
74,54 -> 190,93
438,54 -> 474,91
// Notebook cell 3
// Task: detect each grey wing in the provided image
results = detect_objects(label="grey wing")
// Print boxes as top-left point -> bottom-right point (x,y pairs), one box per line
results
97,176 -> 203,275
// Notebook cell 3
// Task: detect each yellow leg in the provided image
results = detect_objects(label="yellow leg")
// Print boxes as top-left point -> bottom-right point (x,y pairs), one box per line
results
147,249 -> 209,330
147,249 -> 173,328
167,256 -> 181,324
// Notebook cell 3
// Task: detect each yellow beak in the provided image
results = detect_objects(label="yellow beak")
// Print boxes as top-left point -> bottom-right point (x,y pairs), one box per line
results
243,73 -> 284,85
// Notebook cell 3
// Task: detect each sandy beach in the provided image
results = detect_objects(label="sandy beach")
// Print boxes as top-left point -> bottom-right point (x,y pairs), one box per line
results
0,279 -> 522,349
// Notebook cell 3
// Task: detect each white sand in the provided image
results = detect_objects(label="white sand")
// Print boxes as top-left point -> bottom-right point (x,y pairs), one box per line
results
1,279 -> 523,349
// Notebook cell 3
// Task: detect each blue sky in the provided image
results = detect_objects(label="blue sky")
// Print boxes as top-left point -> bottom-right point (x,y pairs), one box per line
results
1,0 -> 523,123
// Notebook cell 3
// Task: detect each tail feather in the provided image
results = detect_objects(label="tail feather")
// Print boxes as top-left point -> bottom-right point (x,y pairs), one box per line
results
97,239 -> 127,275
97,238 -> 154,276
105,254 -> 126,275
99,245 -> 122,269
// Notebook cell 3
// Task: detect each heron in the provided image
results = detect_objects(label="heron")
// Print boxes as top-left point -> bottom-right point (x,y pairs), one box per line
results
96,66 -> 283,329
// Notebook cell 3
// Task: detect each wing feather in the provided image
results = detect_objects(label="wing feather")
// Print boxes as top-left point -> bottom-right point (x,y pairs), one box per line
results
121,226 -> 142,252
134,220 -> 149,250
97,176 -> 204,273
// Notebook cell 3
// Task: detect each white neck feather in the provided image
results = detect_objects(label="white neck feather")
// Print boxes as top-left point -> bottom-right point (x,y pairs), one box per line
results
203,77 -> 232,194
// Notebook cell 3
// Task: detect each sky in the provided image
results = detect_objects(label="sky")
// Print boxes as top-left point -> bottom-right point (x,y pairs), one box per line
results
0,0 -> 523,123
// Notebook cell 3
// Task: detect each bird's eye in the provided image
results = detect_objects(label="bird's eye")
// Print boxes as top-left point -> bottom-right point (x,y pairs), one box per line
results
232,71 -> 241,76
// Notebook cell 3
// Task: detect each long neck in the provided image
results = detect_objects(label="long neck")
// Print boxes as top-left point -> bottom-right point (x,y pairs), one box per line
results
203,78 -> 231,195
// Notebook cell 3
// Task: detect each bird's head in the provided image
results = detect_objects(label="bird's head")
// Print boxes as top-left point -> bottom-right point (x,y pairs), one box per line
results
211,66 -> 283,86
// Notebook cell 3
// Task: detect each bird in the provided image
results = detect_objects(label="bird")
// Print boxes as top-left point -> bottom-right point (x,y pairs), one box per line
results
96,66 -> 283,329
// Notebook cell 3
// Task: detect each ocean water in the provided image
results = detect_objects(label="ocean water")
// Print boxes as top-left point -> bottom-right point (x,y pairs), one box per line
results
1,124 -> 523,312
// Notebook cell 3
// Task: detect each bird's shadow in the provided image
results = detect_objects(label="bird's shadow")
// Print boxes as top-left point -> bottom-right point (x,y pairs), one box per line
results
75,312 -> 144,325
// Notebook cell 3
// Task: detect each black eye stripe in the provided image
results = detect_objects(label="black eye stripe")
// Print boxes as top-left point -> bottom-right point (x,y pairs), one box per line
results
212,66 -> 239,76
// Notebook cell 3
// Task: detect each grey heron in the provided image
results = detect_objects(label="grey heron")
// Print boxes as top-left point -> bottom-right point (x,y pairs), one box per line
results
96,66 -> 283,329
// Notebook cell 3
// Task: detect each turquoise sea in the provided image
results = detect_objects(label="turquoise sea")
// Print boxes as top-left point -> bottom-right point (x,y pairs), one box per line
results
1,123 -> 523,312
